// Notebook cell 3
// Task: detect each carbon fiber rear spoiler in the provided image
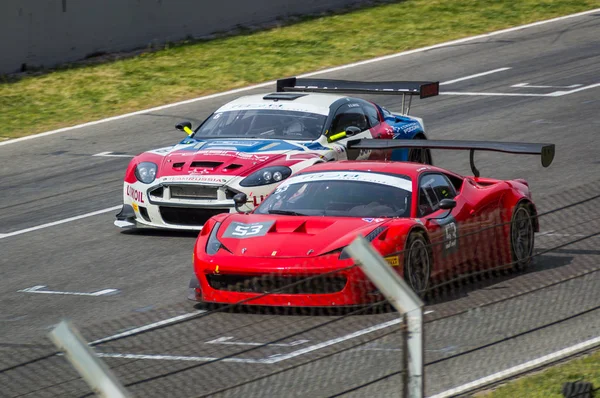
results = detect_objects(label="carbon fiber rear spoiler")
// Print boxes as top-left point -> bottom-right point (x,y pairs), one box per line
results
276,77 -> 439,116
347,139 -> 555,177
277,77 -> 439,99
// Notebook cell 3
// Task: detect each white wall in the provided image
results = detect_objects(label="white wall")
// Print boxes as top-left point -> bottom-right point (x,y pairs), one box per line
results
0,0 -> 375,74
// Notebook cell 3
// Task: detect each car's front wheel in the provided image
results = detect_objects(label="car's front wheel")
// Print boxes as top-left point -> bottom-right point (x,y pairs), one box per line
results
403,232 -> 432,297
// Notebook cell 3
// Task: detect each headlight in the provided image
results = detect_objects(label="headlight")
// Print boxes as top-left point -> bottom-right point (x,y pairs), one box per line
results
134,162 -> 158,184
240,166 -> 292,187
206,222 -> 222,255
339,226 -> 387,260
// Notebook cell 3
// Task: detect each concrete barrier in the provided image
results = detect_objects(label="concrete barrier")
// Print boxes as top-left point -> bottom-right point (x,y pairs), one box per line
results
0,0 -> 378,74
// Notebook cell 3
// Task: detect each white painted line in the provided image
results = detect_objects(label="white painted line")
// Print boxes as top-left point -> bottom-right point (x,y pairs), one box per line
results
265,318 -> 402,363
0,205 -> 121,240
1,8 -> 598,147
440,68 -> 511,85
537,232 -> 588,237
512,83 -> 582,88
354,346 -> 403,352
443,82 -> 600,97
96,352 -> 268,364
18,285 -> 118,297
93,151 -> 135,158
428,335 -> 600,398
548,82 -> 600,97
205,336 -> 310,347
90,311 -> 206,345
441,92 -> 549,97
97,318 -> 403,365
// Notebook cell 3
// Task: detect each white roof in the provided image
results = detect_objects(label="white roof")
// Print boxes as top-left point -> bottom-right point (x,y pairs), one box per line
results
216,92 -> 345,116
277,171 -> 413,192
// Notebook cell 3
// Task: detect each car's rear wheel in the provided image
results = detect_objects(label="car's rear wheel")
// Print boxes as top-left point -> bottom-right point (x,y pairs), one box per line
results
404,232 -> 431,296
510,203 -> 535,269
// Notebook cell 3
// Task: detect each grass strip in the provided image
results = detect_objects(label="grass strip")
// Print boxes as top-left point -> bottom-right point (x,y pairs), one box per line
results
0,0 -> 597,139
476,349 -> 600,398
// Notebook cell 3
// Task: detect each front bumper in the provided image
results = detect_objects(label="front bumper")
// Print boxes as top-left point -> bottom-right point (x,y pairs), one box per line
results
115,180 -> 264,230
192,256 -> 382,307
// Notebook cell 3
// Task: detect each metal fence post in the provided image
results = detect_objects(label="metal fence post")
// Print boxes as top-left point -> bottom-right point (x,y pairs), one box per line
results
49,320 -> 131,398
347,235 -> 424,398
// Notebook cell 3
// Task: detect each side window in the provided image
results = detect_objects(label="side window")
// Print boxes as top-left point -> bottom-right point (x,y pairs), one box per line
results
418,173 -> 457,216
362,103 -> 380,127
329,104 -> 369,135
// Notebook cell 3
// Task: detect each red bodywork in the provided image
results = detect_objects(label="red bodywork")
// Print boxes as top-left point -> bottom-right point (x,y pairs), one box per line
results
192,161 -> 538,306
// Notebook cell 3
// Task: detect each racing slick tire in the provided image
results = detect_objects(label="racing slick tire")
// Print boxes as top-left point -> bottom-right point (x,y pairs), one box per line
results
408,135 -> 433,165
403,232 -> 432,297
510,203 -> 535,270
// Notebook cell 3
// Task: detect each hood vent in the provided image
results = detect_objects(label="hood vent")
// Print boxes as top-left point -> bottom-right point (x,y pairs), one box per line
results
190,161 -> 223,168
365,226 -> 387,242
293,222 -> 307,234
224,163 -> 243,170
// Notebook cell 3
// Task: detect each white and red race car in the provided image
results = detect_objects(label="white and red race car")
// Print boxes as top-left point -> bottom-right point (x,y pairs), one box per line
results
115,77 -> 438,230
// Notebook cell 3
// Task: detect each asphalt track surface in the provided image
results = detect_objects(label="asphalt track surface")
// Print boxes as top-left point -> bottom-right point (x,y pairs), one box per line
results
1,11 -> 600,398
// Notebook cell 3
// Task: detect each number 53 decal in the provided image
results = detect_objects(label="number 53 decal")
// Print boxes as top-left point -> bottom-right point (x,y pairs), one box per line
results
222,221 -> 274,239
232,224 -> 264,237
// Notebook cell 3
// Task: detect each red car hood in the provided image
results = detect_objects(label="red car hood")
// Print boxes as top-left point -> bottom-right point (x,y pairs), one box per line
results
216,214 -> 392,258
152,140 -> 316,178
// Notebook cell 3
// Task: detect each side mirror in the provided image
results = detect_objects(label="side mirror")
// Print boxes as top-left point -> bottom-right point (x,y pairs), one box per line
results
176,121 -> 194,136
345,126 -> 362,136
233,193 -> 248,213
439,198 -> 457,210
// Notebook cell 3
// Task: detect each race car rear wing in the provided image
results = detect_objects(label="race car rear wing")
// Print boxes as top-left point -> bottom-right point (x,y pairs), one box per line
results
276,77 -> 439,115
347,139 -> 555,177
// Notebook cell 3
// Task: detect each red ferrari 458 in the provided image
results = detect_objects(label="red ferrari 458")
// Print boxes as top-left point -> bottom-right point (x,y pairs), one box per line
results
189,139 -> 554,306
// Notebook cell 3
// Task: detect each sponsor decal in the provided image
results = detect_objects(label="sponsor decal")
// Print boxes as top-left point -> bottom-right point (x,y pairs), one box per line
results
274,185 -> 290,194
219,102 -> 329,115
161,175 -> 229,183
206,140 -> 261,147
252,195 -> 267,207
333,145 -> 345,154
385,255 -> 400,267
126,186 -> 145,203
196,150 -> 271,162
281,171 -> 412,192
362,218 -> 385,223
400,122 -> 420,133
436,216 -> 459,256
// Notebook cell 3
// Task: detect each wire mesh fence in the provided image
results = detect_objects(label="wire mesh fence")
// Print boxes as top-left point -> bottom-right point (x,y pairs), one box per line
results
1,182 -> 599,397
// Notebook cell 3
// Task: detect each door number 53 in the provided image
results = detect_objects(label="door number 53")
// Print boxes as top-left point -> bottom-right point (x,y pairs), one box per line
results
444,222 -> 458,249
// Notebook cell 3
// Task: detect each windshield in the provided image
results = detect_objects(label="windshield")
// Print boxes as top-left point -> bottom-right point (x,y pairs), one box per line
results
194,109 -> 327,140
255,172 -> 413,218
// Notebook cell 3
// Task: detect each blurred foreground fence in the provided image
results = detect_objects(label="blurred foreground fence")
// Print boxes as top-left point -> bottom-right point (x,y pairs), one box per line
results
1,183 -> 599,397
